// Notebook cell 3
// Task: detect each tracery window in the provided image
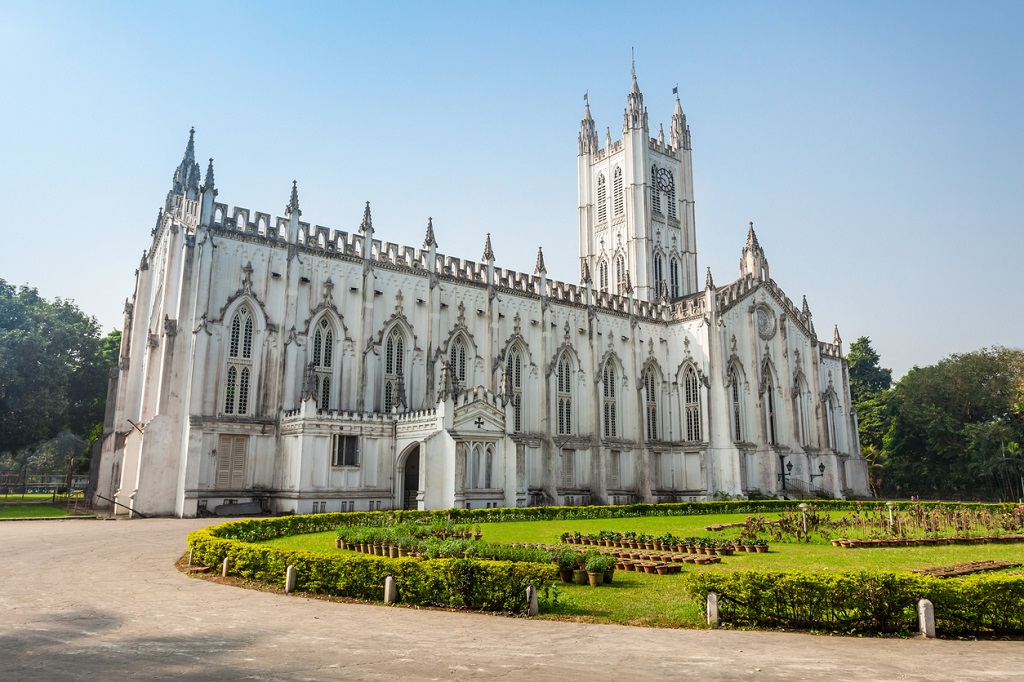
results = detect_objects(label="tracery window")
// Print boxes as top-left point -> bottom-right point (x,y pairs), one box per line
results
224,306 -> 253,415
764,371 -> 778,445
383,327 -> 405,413
643,368 -> 658,441
826,395 -> 839,450
666,172 -> 677,220
653,253 -> 664,298
506,347 -> 523,433
651,165 -> 662,214
597,174 -> 607,223
311,317 -> 335,410
684,365 -> 702,441
602,362 -> 617,438
556,354 -> 573,435
670,257 -> 680,297
598,259 -> 609,291
730,368 -> 743,442
612,166 -> 624,216
615,254 -> 626,295
449,336 -> 467,391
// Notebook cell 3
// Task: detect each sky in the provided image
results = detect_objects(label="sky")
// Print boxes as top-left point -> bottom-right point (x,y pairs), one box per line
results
0,1 -> 1021,379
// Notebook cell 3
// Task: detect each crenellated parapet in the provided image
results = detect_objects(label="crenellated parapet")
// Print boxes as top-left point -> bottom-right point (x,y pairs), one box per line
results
818,341 -> 843,359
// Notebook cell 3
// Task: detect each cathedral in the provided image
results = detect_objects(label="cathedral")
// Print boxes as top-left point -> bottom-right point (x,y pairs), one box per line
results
93,74 -> 870,518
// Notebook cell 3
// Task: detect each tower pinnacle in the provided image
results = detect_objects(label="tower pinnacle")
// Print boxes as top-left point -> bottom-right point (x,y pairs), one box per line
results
286,180 -> 301,216
423,217 -> 436,249
535,247 -> 546,275
482,233 -> 494,262
166,127 -> 201,211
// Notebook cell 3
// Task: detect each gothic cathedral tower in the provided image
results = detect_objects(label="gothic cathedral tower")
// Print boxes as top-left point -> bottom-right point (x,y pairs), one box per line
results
578,71 -> 698,302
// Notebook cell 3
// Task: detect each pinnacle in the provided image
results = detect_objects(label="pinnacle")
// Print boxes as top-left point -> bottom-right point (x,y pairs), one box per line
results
202,158 -> 216,193
582,260 -> 591,284
424,217 -> 436,249
286,180 -> 301,216
482,233 -> 494,262
360,201 -> 372,232
834,324 -> 842,346
535,247 -> 546,275
705,267 -> 715,290
802,295 -> 811,316
746,221 -> 760,249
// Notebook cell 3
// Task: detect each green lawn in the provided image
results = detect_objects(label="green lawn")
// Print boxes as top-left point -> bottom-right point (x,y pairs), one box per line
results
0,504 -> 69,518
259,512 -> 1024,628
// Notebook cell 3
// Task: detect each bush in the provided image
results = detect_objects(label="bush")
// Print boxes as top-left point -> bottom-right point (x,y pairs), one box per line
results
684,570 -> 1024,636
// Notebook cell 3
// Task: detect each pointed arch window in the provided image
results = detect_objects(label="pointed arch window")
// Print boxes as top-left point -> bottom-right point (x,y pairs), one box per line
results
224,306 -> 254,415
596,174 -> 607,223
670,257 -> 680,297
666,171 -> 677,220
653,253 -> 664,298
484,444 -> 494,489
598,259 -> 609,292
795,379 -> 810,446
615,254 -> 626,295
730,368 -> 743,442
449,337 -> 467,391
383,327 -> 406,413
651,165 -> 662,214
684,365 -> 702,441
311,317 -> 335,410
602,362 -> 617,438
506,347 -> 523,433
826,394 -> 839,450
556,354 -> 573,435
764,371 -> 778,445
612,166 -> 624,216
643,368 -> 658,441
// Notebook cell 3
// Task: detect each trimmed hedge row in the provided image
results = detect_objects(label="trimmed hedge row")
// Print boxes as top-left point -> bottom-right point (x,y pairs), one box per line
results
684,571 -> 1024,636
187,523 -> 556,613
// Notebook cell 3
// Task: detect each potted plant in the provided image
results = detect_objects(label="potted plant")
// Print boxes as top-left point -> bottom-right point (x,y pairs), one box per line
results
586,554 -> 615,586
556,548 -> 578,583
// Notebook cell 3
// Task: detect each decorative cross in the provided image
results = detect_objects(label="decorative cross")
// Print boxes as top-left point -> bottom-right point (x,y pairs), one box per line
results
474,417 -> 485,429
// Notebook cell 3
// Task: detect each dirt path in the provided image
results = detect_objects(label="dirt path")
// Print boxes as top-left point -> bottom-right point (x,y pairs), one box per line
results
0,518 -> 1019,680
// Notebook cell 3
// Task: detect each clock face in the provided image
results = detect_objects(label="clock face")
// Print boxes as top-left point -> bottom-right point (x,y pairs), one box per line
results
656,168 -> 673,191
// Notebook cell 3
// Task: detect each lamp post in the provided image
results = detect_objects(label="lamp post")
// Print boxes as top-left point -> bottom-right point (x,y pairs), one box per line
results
798,502 -> 809,534
810,462 -> 826,481
886,500 -> 895,529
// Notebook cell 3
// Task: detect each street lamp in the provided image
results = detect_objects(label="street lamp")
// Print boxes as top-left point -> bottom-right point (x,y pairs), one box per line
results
777,456 -> 794,490
810,462 -> 826,480
798,502 -> 809,534
886,500 -> 895,529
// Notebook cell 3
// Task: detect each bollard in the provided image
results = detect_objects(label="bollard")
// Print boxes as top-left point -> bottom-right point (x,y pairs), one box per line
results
222,557 -> 229,577
285,565 -> 297,594
526,584 -> 539,617
917,599 -> 935,638
187,548 -> 193,566
384,575 -> 397,604
706,592 -> 719,627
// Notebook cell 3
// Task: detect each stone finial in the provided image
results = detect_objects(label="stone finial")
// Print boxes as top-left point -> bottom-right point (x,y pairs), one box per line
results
154,208 -> 163,232
660,280 -> 669,302
746,221 -> 759,249
423,217 -> 436,249
802,295 -> 811,317
360,201 -> 372,233
705,267 -> 715,290
625,272 -> 634,294
482,233 -> 495,262
834,324 -> 842,347
658,123 -> 665,145
582,260 -> 592,284
286,180 -> 301,216
535,247 -> 547,275
201,158 -> 216,194
605,126 -> 612,148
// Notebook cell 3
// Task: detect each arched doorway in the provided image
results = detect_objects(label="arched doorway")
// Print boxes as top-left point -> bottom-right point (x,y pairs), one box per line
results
402,446 -> 420,511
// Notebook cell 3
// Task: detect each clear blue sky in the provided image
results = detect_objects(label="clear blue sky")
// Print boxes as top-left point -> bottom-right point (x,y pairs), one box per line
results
1,1 -> 1021,379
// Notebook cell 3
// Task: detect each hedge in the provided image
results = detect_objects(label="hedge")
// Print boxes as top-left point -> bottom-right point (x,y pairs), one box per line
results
187,523 -> 556,614
684,571 -> 1024,636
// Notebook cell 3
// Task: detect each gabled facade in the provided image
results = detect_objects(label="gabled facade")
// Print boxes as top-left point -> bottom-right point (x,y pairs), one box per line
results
93,76 -> 870,517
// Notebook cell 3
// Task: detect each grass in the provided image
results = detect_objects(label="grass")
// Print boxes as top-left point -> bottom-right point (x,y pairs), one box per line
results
0,492 -> 84,502
258,511 -> 1024,628
0,504 -> 69,518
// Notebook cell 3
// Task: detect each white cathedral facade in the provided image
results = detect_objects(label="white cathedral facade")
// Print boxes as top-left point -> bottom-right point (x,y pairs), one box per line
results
93,75 -> 870,517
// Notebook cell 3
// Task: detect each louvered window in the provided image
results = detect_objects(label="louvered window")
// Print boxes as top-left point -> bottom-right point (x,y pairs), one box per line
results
597,174 -> 607,222
612,167 -> 624,216
216,434 -> 247,489
602,362 -> 617,438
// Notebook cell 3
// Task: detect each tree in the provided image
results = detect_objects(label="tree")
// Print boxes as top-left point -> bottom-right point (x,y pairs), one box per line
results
847,336 -> 892,404
0,279 -> 115,459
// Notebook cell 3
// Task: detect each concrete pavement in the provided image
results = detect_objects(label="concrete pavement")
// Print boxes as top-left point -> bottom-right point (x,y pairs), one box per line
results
0,518 -> 1020,681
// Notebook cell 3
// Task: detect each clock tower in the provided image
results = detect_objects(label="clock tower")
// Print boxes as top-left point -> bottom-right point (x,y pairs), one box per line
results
578,72 -> 698,302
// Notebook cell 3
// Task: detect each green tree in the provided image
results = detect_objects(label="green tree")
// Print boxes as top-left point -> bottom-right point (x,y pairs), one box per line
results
847,336 -> 892,404
0,280 -> 115,459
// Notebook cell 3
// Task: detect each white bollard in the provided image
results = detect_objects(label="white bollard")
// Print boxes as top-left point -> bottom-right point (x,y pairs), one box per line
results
384,575 -> 397,604
222,557 -> 229,577
285,565 -> 297,594
187,548 -> 193,566
526,584 -> 539,616
917,599 -> 935,638
706,592 -> 719,627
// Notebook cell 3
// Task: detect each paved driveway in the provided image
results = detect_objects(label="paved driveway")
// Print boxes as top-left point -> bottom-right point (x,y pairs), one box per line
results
0,518 -> 1020,681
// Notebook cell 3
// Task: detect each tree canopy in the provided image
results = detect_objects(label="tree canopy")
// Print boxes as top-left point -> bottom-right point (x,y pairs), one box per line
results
0,279 -> 118,467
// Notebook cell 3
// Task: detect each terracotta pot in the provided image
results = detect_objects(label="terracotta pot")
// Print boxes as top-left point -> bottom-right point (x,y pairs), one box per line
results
389,546 -> 399,558
587,572 -> 603,587
559,568 -> 574,583
573,570 -> 589,585
656,565 -> 669,575
754,545 -> 767,553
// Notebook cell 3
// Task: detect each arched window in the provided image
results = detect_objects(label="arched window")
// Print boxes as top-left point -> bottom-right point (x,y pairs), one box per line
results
764,371 -> 777,445
383,327 -> 405,413
644,368 -> 658,441
615,254 -> 626,295
612,166 -> 624,216
556,354 -> 573,435
596,174 -> 607,223
684,365 -> 701,441
795,379 -> 810,446
598,259 -> 609,291
449,337 -> 467,390
653,253 -> 663,298
484,444 -> 494,489
666,172 -> 677,220
826,394 -> 839,450
651,165 -> 662,214
470,444 -> 481,489
224,306 -> 254,415
730,369 -> 743,442
670,258 -> 680,297
602,361 -> 617,438
506,347 -> 523,433
311,317 -> 335,410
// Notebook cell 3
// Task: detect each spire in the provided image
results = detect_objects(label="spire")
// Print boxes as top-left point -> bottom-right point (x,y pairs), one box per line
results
625,62 -> 646,130
201,158 -> 216,194
746,221 -> 760,249
802,295 -> 811,317
423,217 -> 436,249
578,93 -> 598,155
705,267 -> 715,290
605,126 -> 612,148
286,180 -> 301,217
360,201 -> 372,233
834,325 -> 842,347
582,260 -> 591,284
482,232 -> 494,262
535,247 -> 546,275
671,90 -> 688,149
658,123 -> 665,145
740,221 -> 769,281
166,127 -> 201,210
